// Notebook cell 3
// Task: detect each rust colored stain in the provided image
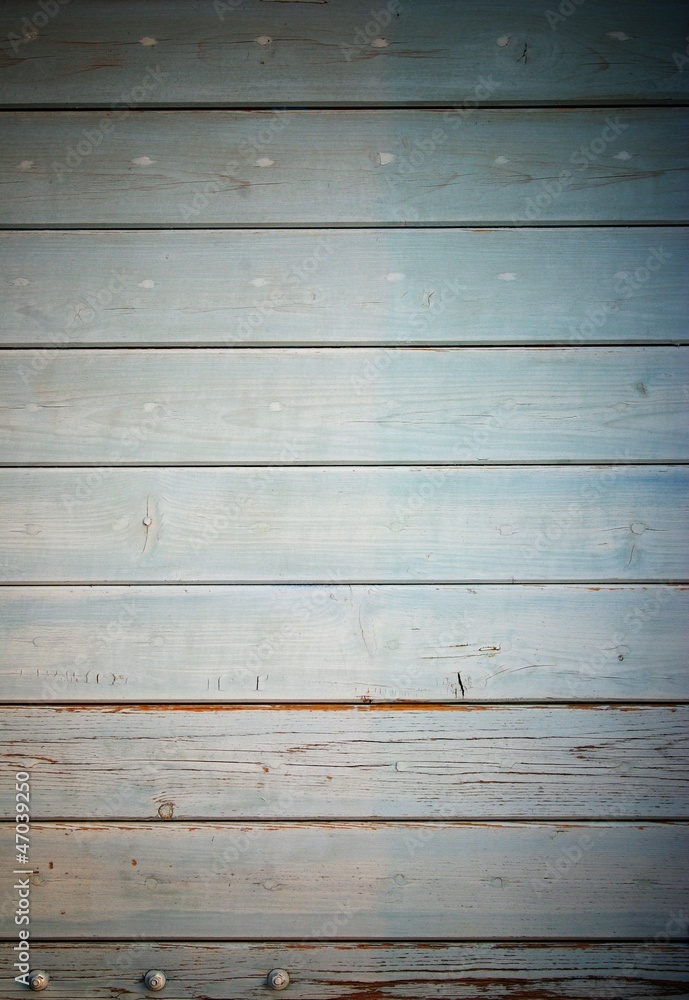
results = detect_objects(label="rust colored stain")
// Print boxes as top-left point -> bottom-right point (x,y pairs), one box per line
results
39,702 -> 659,714
131,859 -> 137,866
53,702 -> 504,713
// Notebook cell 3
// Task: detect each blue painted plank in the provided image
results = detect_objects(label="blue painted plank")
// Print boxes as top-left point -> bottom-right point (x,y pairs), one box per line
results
7,821 -> 687,939
0,466 -> 686,582
10,942 -> 689,1000
0,0 -> 687,106
2,229 -> 687,346
2,347 -> 687,463
1,585 -> 686,701
1,110 -> 687,225
3,705 -> 686,818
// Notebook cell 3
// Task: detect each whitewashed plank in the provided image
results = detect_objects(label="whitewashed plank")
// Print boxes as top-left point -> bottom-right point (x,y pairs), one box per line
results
0,467 -> 686,583
1,110 -> 687,225
3,229 -> 687,347
3,347 -> 687,464
2,705 -> 686,820
4,822 -> 686,939
3,942 -> 688,999
1,585 -> 686,702
0,0 -> 687,107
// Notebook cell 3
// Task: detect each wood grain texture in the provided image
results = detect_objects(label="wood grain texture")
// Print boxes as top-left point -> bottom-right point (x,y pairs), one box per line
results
1,467 -> 686,583
1,585 -> 686,702
2,705 -> 686,820
2,942 -> 688,999
3,229 -> 687,347
3,822 -> 686,939
2,110 -> 688,226
3,347 -> 688,464
0,0 -> 687,107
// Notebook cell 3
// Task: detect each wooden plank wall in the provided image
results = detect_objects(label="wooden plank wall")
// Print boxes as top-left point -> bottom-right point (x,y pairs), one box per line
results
0,1 -> 688,997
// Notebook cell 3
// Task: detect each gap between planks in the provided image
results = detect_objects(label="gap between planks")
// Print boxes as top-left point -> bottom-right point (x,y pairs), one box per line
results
3,462 -> 688,468
2,580 -> 688,587
2,701 -> 687,708
0,818 -> 686,826
3,222 -> 689,231
2,102 -> 689,110
2,343 -> 689,349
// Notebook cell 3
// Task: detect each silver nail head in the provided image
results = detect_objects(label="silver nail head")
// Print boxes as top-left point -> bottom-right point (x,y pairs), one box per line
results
267,968 -> 290,990
28,971 -> 49,992
144,970 -> 167,991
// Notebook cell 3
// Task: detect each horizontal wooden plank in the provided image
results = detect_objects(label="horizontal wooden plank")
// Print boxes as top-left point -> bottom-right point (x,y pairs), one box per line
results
1,585 -> 687,702
3,942 -> 688,999
3,229 -> 687,347
1,0 -> 687,107
3,347 -> 688,464
2,705 -> 686,820
2,110 -> 687,226
4,822 -> 686,939
1,467 -> 687,583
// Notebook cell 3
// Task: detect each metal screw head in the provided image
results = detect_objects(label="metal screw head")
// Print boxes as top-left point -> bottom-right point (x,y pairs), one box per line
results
267,968 -> 290,990
144,969 -> 167,991
28,970 -> 49,992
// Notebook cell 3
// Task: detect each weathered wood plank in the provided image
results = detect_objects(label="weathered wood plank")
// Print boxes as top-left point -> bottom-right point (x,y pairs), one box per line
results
1,467 -> 686,583
3,942 -> 688,999
3,229 -> 687,347
1,585 -> 686,702
3,822 -> 686,939
2,110 -> 687,226
0,0 -> 687,107
3,347 -> 688,464
2,705 -> 686,820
